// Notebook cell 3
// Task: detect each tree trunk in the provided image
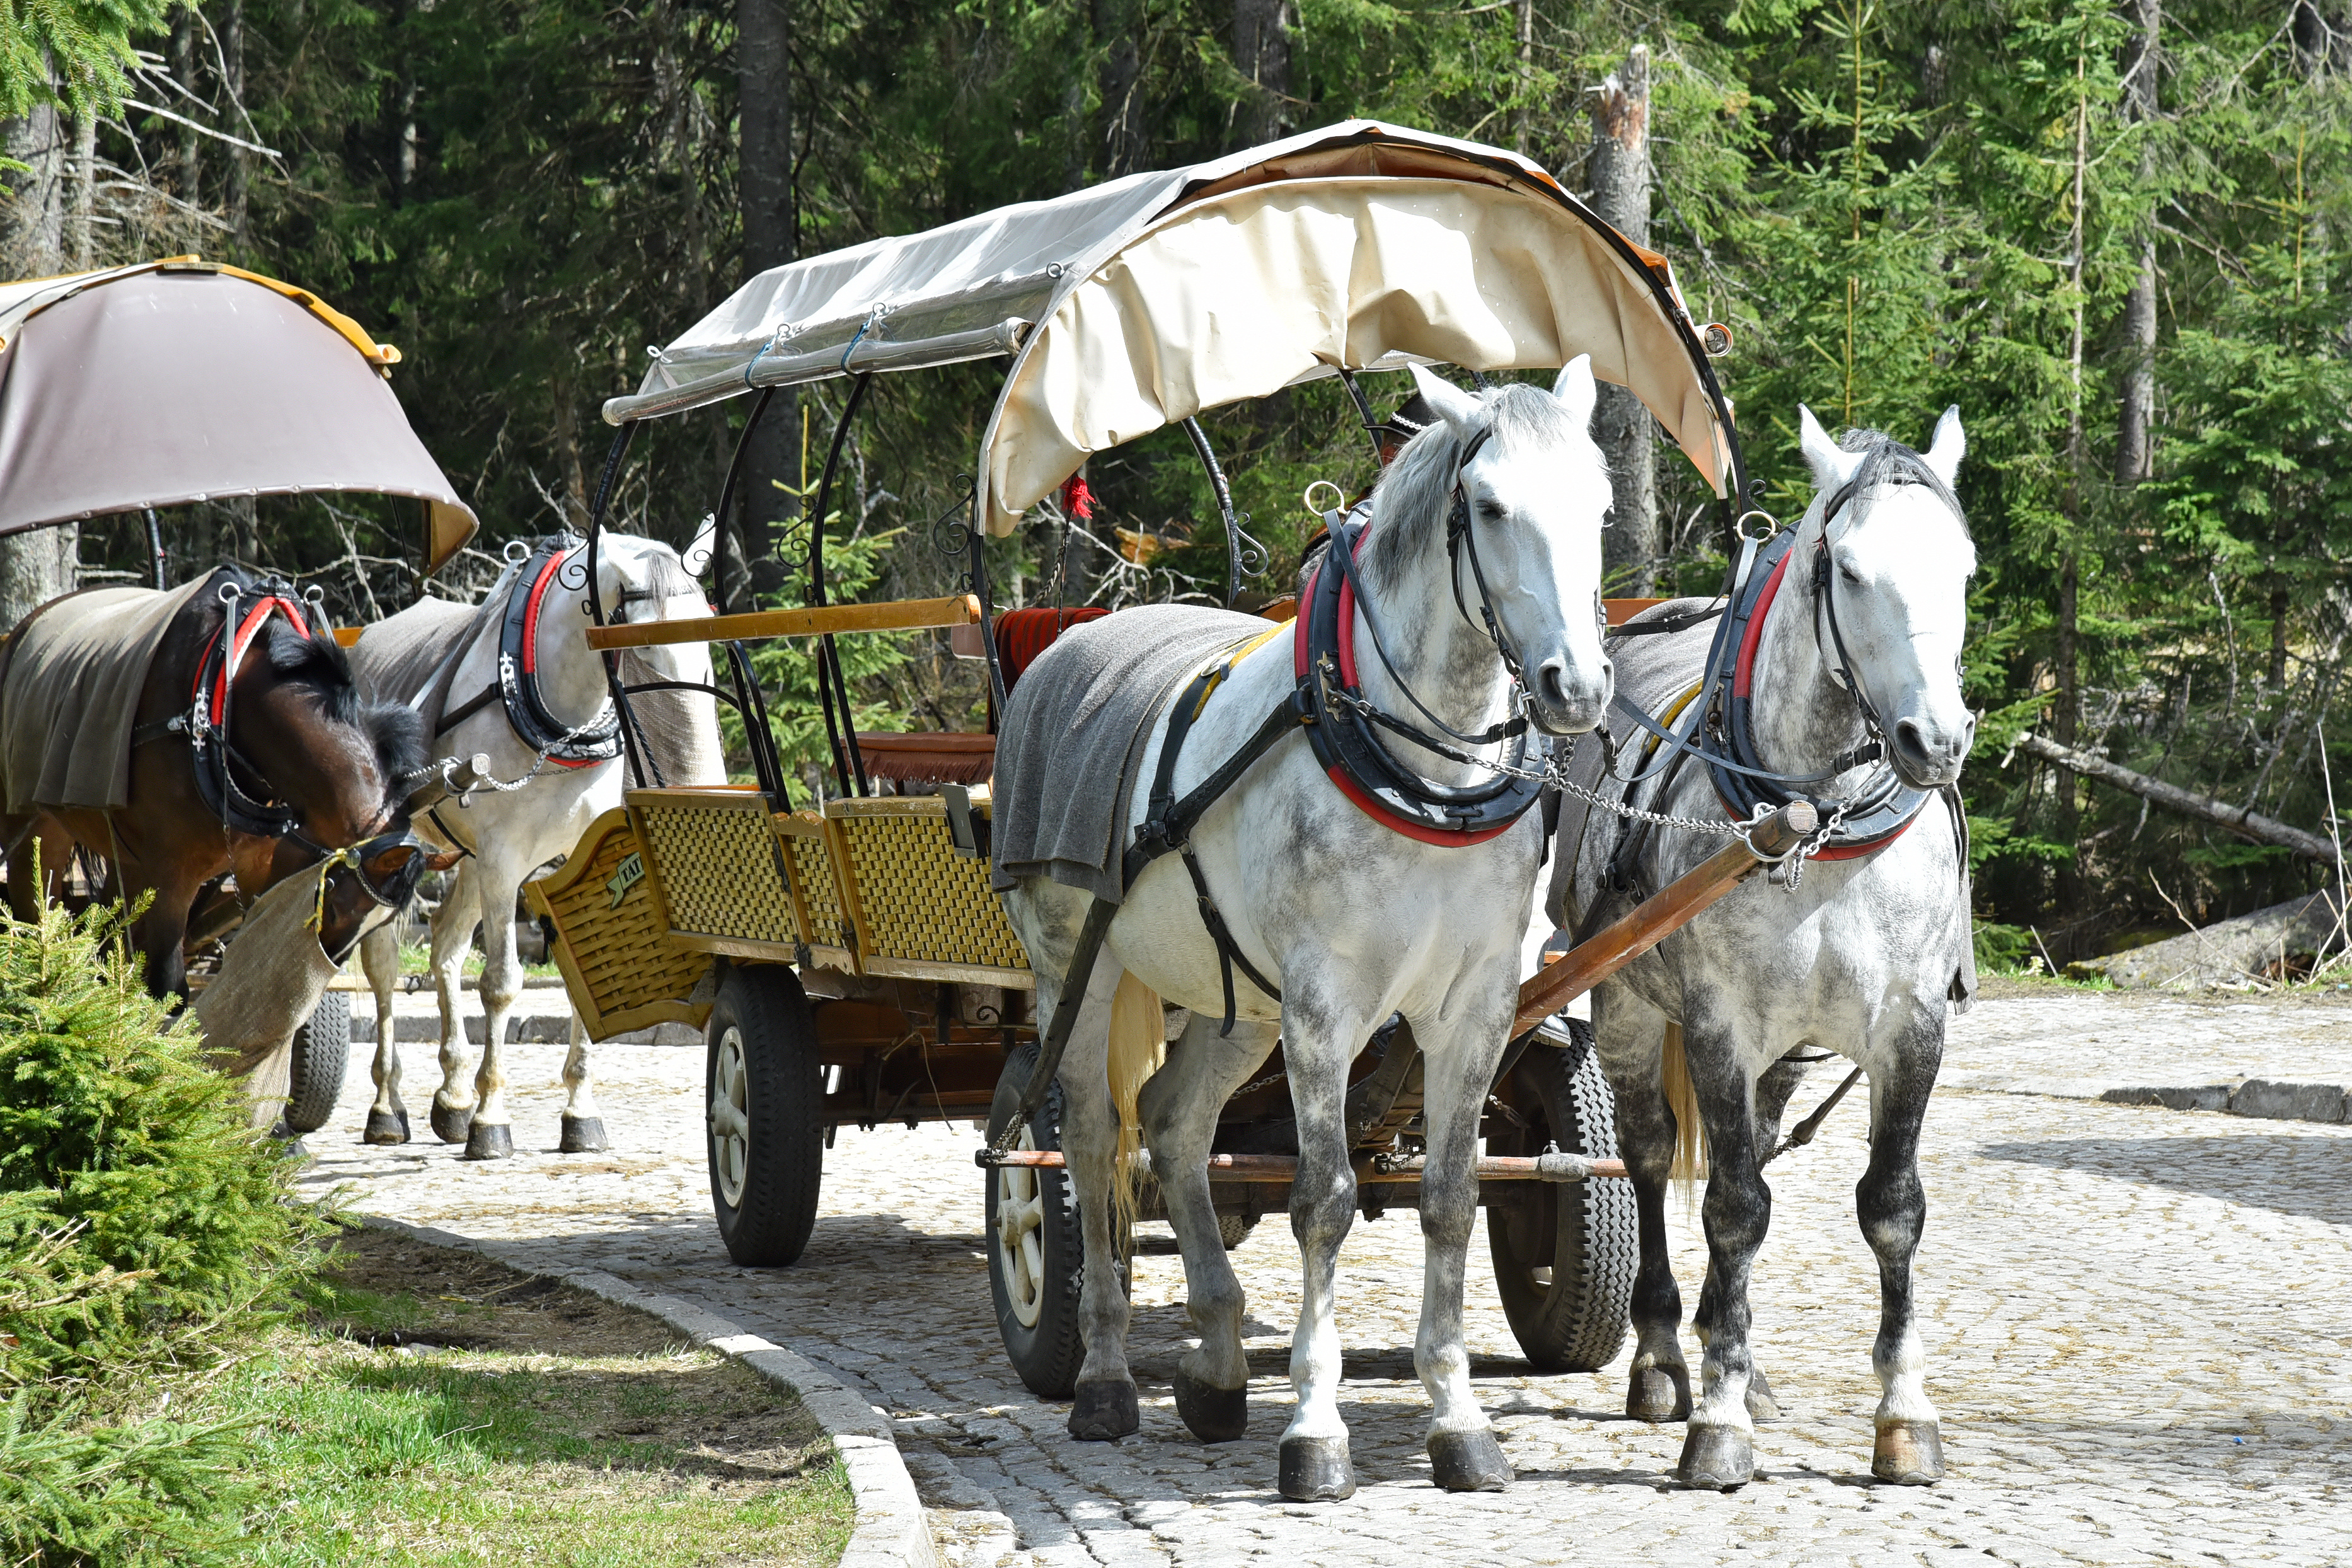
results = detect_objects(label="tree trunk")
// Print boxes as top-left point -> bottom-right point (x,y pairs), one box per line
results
1,79 -> 74,628
172,8 -> 200,199
1588,45 -> 1657,594
2016,733 -> 2336,863
1095,0 -> 1144,178
1231,0 -> 1289,149
739,0 -> 798,585
224,0 -> 248,250
2115,0 -> 2159,484
67,112 -> 95,270
391,0 -> 420,208
1513,0 -> 1535,157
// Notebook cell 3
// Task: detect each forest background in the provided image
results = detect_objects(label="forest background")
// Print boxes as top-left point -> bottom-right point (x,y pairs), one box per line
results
3,0 -> 2348,964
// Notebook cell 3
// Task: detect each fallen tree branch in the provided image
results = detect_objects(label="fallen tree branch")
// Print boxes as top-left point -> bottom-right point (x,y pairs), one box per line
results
2015,732 -> 2336,863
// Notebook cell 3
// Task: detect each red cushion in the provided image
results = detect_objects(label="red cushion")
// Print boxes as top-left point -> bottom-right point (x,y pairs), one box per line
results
994,606 -> 1109,693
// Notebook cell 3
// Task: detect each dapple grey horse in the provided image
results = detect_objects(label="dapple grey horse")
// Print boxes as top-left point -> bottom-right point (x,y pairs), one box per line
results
355,533 -> 723,1158
1003,362 -> 1614,1502
1550,405 -> 1976,1489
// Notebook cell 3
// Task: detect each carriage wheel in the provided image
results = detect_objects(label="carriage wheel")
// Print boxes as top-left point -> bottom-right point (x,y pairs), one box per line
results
1216,1213 -> 1259,1251
985,1041 -> 1090,1399
280,990 -> 350,1136
1488,1017 -> 1637,1372
705,965 -> 824,1267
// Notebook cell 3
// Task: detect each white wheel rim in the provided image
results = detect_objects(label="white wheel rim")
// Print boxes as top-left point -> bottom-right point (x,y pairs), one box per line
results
995,1124 -> 1047,1329
711,1026 -> 751,1209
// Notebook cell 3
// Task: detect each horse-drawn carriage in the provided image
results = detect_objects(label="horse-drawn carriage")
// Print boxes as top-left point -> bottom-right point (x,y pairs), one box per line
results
526,119 -> 1829,1411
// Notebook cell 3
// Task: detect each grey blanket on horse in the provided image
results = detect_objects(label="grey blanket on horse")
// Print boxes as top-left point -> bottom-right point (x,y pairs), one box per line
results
991,606 -> 1278,904
1552,597 -> 1717,894
348,592 -> 496,733
0,575 -> 216,814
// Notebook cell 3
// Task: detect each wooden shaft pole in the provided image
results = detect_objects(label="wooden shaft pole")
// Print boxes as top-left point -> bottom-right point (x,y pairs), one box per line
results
582,593 -> 981,651
1511,798 -> 1817,1034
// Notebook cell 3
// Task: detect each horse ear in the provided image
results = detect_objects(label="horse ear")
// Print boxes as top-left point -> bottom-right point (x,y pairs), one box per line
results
1409,364 -> 1482,434
1923,405 -> 1966,488
1552,354 -> 1598,431
1799,405 -> 1863,493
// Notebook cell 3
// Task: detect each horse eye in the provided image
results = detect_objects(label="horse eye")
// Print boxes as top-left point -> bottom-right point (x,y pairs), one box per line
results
1477,499 -> 1507,524
1838,561 -> 1863,587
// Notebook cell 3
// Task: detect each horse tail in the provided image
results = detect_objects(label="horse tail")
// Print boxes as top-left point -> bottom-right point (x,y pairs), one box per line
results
1661,1022 -> 1708,1200
1106,970 -> 1166,1258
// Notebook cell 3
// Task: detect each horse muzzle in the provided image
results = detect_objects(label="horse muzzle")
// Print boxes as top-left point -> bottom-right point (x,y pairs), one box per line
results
1888,710 -> 1974,789
1526,654 -> 1613,737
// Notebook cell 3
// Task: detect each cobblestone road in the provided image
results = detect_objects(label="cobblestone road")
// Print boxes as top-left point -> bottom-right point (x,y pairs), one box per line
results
304,987 -> 2352,1566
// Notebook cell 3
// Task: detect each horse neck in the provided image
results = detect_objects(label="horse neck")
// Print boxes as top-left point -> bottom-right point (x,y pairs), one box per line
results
1355,509 -> 1516,787
1748,519 -> 1871,778
530,551 -> 619,728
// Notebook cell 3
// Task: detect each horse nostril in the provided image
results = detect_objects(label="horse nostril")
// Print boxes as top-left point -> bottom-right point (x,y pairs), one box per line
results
1539,660 -> 1569,708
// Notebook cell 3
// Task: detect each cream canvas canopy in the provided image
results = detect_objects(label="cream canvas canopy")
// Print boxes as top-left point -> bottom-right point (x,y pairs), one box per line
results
0,258 -> 478,572
608,120 -> 1743,537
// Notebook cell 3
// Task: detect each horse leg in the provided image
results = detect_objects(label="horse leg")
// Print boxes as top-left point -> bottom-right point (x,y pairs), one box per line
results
1056,957 -> 1139,1440
1693,1049 -> 1815,1422
359,920 -> 409,1144
1675,1017 -> 1770,1490
559,1013 -> 608,1152
1411,994 -> 1519,1492
1276,980 -> 1368,1502
427,866 -> 481,1144
1861,1020 -> 1945,1485
463,860 -> 524,1160
1134,1011 -> 1280,1443
1591,990 -> 1690,1423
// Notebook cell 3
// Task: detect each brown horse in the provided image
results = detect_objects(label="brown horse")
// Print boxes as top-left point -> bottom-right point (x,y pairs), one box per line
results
0,566 -> 431,998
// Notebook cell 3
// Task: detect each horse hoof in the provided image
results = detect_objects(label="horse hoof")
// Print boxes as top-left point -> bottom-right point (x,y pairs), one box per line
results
461,1122 -> 514,1161
1428,1428 -> 1513,1492
1171,1368 -> 1247,1443
1676,1424 -> 1754,1490
1066,1380 -> 1139,1442
429,1102 -> 474,1144
559,1115 -> 609,1154
1277,1436 -> 1355,1501
1873,1421 -> 1944,1485
1626,1364 -> 1691,1423
364,1109 -> 410,1146
1746,1367 -> 1781,1422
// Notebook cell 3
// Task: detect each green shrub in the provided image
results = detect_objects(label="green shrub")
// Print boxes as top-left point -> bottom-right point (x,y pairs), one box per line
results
0,899 -> 331,1564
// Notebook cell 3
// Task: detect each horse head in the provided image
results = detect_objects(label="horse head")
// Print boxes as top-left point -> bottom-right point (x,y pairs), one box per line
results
1796,405 -> 1977,789
238,618 -> 431,857
592,533 -> 725,786
1388,360 -> 1614,736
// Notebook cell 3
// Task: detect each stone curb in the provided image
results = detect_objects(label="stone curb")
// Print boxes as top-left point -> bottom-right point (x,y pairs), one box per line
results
1944,1072 -> 2351,1126
354,1214 -> 937,1568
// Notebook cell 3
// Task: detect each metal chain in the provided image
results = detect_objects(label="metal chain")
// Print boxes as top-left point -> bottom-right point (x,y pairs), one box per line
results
396,705 -> 618,795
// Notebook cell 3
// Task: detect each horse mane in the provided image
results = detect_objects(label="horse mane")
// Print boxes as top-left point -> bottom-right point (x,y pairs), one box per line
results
259,619 -> 430,799
1828,427 -> 1971,541
1359,382 -> 1592,599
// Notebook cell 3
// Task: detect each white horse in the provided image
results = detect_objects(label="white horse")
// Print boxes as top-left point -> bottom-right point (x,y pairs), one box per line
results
354,533 -> 723,1160
1001,362 -> 1613,1501
1548,405 -> 1976,1489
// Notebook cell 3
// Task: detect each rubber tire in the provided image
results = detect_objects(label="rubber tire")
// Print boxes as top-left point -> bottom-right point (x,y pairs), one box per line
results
281,991 -> 350,1136
986,1041 -> 1090,1400
1489,1017 -> 1637,1371
1216,1213 -> 1259,1251
705,965 -> 824,1267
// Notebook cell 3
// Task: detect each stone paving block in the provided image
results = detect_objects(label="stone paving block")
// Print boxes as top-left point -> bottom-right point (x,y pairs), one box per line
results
2227,1079 -> 2350,1123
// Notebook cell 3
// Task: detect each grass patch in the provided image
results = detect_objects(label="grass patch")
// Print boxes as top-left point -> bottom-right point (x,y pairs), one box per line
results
207,1229 -> 851,1567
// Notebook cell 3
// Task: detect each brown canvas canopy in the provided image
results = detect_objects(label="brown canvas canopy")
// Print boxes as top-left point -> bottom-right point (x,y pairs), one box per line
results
0,258 -> 477,572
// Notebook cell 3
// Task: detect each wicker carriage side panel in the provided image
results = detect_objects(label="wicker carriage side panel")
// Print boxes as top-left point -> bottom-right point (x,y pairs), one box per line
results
631,793 -> 798,952
831,805 -> 1030,977
777,814 -> 856,956
527,807 -> 710,1042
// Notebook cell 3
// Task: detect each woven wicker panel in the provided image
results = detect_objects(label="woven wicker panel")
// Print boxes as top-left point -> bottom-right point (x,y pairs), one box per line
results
834,810 -> 1029,971
530,809 -> 708,1041
635,797 -> 796,945
779,817 -> 854,950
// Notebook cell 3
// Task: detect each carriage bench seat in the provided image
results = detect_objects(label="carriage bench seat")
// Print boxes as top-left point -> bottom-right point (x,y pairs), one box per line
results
854,731 -> 996,787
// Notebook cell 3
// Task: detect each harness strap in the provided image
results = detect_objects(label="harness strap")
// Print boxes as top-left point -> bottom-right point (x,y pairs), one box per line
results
1122,625 -> 1295,1037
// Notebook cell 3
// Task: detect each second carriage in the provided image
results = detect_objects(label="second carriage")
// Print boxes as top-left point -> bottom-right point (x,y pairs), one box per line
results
526,120 -> 1802,1393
